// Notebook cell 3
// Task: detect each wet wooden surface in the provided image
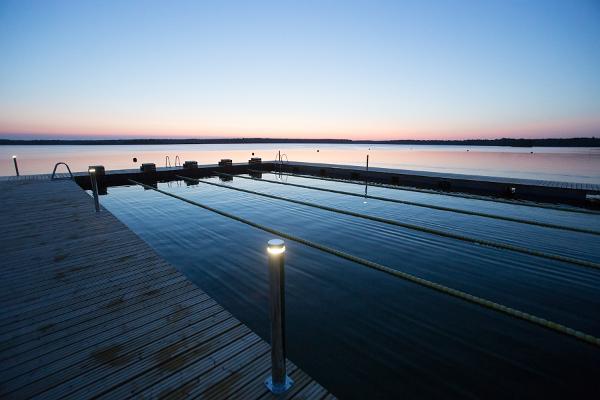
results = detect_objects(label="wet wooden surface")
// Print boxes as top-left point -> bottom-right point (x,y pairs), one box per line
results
0,179 -> 334,399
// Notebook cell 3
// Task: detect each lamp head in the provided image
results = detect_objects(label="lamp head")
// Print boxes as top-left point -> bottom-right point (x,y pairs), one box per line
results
267,239 -> 285,255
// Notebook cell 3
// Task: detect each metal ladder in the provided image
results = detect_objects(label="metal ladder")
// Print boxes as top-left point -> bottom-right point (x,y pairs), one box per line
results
274,151 -> 289,175
166,155 -> 182,168
51,162 -> 74,180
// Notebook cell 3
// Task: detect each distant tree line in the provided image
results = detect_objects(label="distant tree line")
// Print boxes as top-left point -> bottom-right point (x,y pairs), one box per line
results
0,137 -> 598,147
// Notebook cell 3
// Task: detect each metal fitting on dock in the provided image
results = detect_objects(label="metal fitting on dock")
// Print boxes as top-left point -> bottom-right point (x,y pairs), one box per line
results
140,163 -> 156,173
249,157 -> 262,165
183,161 -> 198,169
88,165 -> 105,177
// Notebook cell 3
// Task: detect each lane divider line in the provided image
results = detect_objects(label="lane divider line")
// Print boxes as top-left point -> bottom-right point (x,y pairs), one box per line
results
258,169 -> 600,216
194,174 -> 600,270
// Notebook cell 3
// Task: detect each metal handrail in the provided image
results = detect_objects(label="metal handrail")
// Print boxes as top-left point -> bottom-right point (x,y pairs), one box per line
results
274,151 -> 289,164
274,152 -> 289,175
175,155 -> 181,167
165,156 -> 171,168
51,162 -> 74,180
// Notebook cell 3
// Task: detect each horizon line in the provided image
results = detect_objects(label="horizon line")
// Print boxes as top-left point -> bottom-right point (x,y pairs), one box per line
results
1,136 -> 598,144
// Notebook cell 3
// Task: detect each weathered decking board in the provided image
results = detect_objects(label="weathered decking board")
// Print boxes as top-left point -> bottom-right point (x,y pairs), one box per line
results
0,179 -> 334,399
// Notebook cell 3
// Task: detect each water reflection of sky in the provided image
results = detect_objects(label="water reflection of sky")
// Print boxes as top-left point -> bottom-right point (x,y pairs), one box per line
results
2,143 -> 600,183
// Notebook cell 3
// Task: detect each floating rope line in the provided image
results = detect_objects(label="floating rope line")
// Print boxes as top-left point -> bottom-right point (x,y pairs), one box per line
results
177,175 -> 600,270
256,169 -> 600,216
218,172 -> 600,236
129,179 -> 600,348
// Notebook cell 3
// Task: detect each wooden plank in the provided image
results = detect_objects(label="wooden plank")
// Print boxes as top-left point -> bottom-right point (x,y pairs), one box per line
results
28,318 -> 244,399
0,269 -> 182,332
0,281 -> 198,355
292,380 -> 329,400
201,357 -> 298,400
0,267 -> 179,326
0,252 -> 165,296
0,259 -> 177,314
80,325 -> 258,399
2,302 -> 230,398
153,340 -> 270,399
1,297 -> 219,388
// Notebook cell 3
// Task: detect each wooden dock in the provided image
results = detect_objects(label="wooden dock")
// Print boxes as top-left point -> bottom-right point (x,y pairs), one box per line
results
276,161 -> 600,202
0,178 -> 334,399
5,158 -> 596,204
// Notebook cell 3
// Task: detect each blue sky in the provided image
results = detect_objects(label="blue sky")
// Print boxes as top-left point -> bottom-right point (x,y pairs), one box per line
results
1,0 -> 599,139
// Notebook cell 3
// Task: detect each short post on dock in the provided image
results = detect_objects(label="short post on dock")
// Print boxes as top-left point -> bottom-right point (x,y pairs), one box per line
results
265,239 -> 293,394
12,155 -> 19,176
88,167 -> 100,212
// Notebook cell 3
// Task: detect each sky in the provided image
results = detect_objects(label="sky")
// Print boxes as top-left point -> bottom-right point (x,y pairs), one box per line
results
0,0 -> 599,140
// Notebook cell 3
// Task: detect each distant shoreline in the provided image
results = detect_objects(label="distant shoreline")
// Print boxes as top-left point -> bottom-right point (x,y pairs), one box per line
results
0,137 -> 598,147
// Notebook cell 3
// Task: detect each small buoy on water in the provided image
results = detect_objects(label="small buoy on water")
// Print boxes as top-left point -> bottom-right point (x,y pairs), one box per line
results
317,149 -> 320,152
252,152 -> 254,156
133,157 -> 137,162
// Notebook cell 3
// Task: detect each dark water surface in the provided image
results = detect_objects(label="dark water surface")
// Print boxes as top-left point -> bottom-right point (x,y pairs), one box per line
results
95,176 -> 600,399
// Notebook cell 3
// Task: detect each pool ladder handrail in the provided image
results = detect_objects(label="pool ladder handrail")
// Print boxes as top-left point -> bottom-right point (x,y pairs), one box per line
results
274,151 -> 289,164
274,151 -> 289,175
166,155 -> 182,168
51,162 -> 74,180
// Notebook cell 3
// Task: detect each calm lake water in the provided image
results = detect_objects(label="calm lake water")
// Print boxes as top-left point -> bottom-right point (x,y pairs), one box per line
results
96,173 -> 600,399
2,143 -> 600,183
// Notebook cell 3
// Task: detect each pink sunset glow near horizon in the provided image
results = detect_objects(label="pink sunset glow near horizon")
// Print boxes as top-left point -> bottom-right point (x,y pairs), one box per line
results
1,1 -> 599,141
1,116 -> 598,141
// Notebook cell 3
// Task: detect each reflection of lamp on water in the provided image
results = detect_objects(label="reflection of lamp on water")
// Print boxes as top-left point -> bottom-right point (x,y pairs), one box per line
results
265,239 -> 293,394
88,167 -> 100,212
12,155 -> 19,176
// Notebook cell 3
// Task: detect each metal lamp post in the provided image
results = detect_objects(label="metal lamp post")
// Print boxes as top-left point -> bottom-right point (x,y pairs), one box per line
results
265,239 -> 294,394
88,168 -> 100,212
12,155 -> 19,176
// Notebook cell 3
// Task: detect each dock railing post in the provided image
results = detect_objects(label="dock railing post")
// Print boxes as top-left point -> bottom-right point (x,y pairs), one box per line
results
265,239 -> 293,394
12,155 -> 19,176
365,154 -> 369,197
88,168 -> 100,212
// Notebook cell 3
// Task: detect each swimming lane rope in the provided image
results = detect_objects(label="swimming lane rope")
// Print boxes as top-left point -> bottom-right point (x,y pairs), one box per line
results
227,172 -> 600,236
192,174 -> 600,270
129,179 -> 600,348
256,169 -> 600,216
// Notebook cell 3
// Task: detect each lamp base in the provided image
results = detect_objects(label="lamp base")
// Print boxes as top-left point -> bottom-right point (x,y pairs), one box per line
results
265,375 -> 294,394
